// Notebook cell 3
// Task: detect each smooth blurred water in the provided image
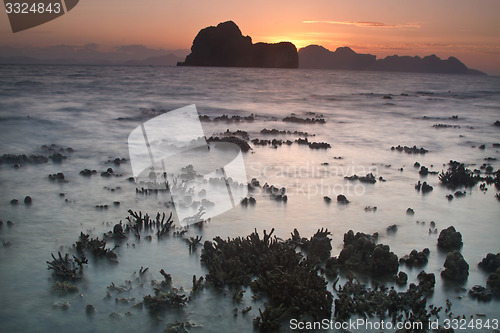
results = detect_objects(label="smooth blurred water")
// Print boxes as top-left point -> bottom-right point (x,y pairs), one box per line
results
0,65 -> 499,332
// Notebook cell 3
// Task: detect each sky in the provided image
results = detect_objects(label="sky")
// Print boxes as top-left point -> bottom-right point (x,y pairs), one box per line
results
1,0 -> 499,74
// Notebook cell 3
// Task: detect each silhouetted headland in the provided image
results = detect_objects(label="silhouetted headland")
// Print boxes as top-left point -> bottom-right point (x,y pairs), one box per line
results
177,21 -> 298,68
299,45 -> 486,75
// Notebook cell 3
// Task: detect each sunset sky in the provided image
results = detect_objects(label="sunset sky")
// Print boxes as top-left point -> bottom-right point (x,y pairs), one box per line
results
1,0 -> 499,74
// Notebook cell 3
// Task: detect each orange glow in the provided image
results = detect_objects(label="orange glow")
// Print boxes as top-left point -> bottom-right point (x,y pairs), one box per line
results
0,0 -> 499,74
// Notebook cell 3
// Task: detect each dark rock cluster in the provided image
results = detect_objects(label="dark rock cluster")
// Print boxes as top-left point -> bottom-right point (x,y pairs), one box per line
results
439,160 -> 481,188
260,128 -> 314,136
415,180 -> 433,193
206,136 -> 251,152
441,250 -> 469,282
437,226 -> 463,251
478,253 -> 500,273
334,270 -> 437,326
391,145 -> 428,154
200,229 -> 333,330
468,285 -> 492,301
336,230 -> 399,277
337,194 -> 349,204
344,173 -> 377,184
0,153 -> 48,165
487,267 -> 500,295
283,116 -> 325,124
399,248 -> 430,267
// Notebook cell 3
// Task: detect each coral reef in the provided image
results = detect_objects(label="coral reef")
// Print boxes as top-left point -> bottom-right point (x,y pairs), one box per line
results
437,226 -> 463,251
441,250 -> 469,282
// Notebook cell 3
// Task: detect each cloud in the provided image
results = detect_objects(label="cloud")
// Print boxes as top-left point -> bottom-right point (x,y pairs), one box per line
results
302,20 -> 420,29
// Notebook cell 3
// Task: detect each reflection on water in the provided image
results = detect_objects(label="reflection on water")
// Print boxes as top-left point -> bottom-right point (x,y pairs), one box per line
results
0,65 -> 499,332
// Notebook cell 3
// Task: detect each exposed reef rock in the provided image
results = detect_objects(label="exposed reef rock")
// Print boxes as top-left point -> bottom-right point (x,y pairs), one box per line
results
200,229 -> 332,330
334,270 -> 437,326
400,248 -> 430,267
478,253 -> 500,273
439,160 -> 481,188
437,226 -> 463,251
336,230 -> 399,277
178,21 -> 298,68
344,173 -> 377,184
206,136 -> 251,152
487,267 -> 500,295
391,145 -> 428,154
441,250 -> 469,282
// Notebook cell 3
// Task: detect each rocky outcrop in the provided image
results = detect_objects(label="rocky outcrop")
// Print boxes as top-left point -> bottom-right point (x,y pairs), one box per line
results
337,230 -> 399,277
441,250 -> 469,282
178,21 -> 298,68
437,226 -> 463,251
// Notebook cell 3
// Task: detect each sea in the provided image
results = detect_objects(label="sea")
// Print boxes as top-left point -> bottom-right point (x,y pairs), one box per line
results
0,65 -> 499,332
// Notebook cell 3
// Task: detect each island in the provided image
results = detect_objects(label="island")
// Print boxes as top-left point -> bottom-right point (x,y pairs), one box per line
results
177,21 -> 298,68
299,45 -> 486,75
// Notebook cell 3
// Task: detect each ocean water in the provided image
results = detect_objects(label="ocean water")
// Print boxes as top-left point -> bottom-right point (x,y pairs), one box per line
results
0,65 -> 499,332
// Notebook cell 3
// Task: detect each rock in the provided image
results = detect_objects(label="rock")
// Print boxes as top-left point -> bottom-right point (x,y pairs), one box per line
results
86,304 -> 96,314
337,194 -> 349,204
51,281 -> 79,296
446,194 -> 454,201
10,199 -> 19,205
437,226 -> 463,251
113,223 -> 123,235
406,208 -> 414,215
399,249 -> 429,267
486,267 -> 500,295
48,172 -> 65,182
419,166 -> 429,175
323,196 -> 331,203
454,190 -> 465,197
307,228 -> 332,261
386,224 -> 398,233
324,257 -> 338,278
286,116 -> 325,124
441,250 -> 469,282
344,173 -> 376,184
414,162 -> 421,168
7,220 -> 14,227
415,181 -> 433,193
394,271 -> 408,285
207,136 -> 251,152
391,145 -> 428,154
79,169 -> 97,177
178,21 -> 298,68
438,160 -> 481,188
50,152 -> 66,163
24,196 -> 32,204
468,285 -> 492,301
478,253 -> 500,273
337,230 -> 398,277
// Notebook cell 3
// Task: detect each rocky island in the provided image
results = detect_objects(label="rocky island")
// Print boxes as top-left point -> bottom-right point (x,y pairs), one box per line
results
177,21 -> 298,68
299,44 -> 486,75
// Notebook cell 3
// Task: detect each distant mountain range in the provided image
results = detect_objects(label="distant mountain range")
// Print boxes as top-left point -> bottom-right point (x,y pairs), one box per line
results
299,45 -> 485,75
0,44 -> 186,66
